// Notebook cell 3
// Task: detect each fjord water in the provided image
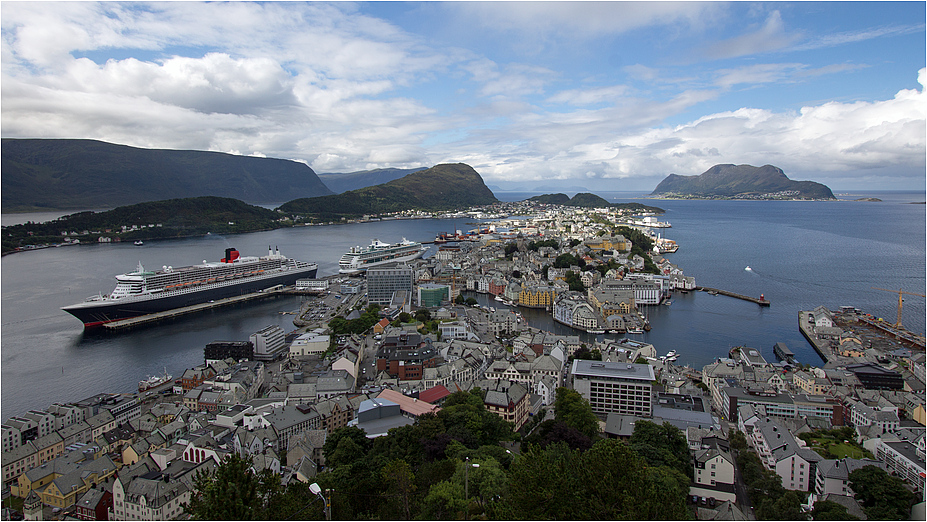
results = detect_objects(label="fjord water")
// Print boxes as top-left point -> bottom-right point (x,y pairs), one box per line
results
2,192 -> 924,418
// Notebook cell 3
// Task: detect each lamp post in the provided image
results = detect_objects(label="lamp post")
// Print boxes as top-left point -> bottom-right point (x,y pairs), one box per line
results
464,458 -> 479,520
309,483 -> 331,521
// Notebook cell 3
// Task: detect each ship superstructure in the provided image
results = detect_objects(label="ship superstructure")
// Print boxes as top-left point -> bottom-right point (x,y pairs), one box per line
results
339,238 -> 427,274
63,247 -> 318,327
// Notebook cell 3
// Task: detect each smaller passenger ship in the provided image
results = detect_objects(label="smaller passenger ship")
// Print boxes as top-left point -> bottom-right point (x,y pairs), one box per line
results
338,238 -> 427,274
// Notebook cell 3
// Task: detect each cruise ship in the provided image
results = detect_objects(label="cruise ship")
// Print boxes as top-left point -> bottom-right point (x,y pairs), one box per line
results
339,238 -> 427,274
62,247 -> 318,327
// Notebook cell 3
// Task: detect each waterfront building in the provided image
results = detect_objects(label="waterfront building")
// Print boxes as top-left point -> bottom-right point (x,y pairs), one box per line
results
367,265 -> 414,306
204,341 -> 253,362
488,310 -> 520,336
296,278 -> 329,292
571,360 -> 654,417
250,325 -> 286,361
519,284 -> 556,308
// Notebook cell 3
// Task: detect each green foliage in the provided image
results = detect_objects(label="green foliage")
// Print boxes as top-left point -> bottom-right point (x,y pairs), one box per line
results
554,388 -> 600,440
756,490 -> 805,521
506,439 -> 689,520
380,459 -> 416,520
184,454 -> 265,520
3,196 -> 283,252
729,429 -> 748,453
811,500 -> 860,521
527,239 -> 559,251
279,163 -> 499,220
328,304 -> 382,335
553,253 -> 583,269
848,465 -> 916,520
630,420 -> 691,478
421,480 -> 466,520
563,270 -> 586,292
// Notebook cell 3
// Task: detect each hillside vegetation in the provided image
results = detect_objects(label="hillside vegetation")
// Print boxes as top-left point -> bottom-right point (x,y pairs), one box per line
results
651,164 -> 835,199
1,138 -> 333,212
2,197 -> 282,252
528,193 -> 664,213
317,167 -> 426,194
279,163 -> 499,220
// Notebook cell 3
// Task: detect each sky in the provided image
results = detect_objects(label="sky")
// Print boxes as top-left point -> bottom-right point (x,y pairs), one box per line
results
2,2 -> 925,192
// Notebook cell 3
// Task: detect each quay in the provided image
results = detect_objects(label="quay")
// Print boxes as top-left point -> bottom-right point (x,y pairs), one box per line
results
696,286 -> 770,306
103,286 -> 293,330
798,311 -> 837,364
857,314 -> 926,349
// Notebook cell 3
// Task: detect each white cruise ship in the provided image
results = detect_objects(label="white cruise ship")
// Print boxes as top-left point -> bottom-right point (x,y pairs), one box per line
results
339,238 -> 427,274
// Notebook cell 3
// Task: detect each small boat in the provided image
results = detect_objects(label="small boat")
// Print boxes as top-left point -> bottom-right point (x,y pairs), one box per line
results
134,241 -> 144,246
664,301 -> 672,306
745,266 -> 752,271
665,350 -> 677,358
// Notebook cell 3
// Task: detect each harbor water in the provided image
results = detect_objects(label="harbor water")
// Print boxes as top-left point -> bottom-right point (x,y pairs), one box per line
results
2,191 -> 924,418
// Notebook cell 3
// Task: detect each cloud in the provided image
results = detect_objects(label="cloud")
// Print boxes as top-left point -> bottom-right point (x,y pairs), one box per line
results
702,11 -> 801,60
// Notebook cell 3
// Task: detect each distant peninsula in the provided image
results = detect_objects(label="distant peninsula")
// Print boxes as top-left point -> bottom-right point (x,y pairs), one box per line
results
1,138 -> 333,212
1,197 -> 283,253
279,163 -> 499,220
651,164 -> 836,200
528,193 -> 664,213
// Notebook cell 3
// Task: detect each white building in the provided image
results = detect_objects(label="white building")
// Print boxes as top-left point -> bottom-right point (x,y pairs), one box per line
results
571,360 -> 654,417
251,325 -> 286,361
289,331 -> 330,357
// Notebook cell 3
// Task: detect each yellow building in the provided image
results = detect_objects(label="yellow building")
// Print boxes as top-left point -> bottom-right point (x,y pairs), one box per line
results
519,285 -> 556,308
584,235 -> 630,252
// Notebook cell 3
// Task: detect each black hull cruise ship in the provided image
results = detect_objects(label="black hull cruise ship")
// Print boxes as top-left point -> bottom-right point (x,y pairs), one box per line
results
62,247 -> 318,327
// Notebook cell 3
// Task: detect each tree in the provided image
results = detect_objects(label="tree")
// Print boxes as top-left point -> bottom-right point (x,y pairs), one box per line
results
380,459 -> 416,520
421,480 -> 466,520
184,454 -> 264,520
630,420 -> 691,478
848,465 -> 916,520
811,500 -> 860,521
554,388 -> 599,440
523,419 -> 592,451
757,490 -> 805,521
455,293 -> 466,304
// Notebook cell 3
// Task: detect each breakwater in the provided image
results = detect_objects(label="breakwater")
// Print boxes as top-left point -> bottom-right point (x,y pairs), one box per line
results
696,286 -> 770,306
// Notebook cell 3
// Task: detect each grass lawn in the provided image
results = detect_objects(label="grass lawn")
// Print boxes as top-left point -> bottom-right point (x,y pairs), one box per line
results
806,438 -> 870,459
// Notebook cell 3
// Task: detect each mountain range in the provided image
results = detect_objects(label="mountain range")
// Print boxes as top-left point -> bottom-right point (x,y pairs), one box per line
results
651,164 -> 835,199
1,138 -> 333,212
317,167 -> 426,194
279,163 -> 499,220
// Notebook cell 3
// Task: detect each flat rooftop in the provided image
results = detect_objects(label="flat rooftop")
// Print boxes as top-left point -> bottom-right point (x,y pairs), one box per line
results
571,360 -> 655,381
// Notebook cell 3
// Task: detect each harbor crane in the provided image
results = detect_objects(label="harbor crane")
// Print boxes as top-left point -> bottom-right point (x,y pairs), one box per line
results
871,287 -> 926,329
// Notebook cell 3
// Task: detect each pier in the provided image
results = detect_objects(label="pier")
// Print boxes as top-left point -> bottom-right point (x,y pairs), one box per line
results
798,311 -> 837,364
103,286 -> 292,330
696,286 -> 770,306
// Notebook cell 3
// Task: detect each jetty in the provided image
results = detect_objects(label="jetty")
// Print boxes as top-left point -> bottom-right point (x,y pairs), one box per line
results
103,286 -> 291,330
696,286 -> 770,306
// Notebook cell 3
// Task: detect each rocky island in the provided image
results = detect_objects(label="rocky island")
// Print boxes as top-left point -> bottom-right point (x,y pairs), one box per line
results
651,164 -> 836,200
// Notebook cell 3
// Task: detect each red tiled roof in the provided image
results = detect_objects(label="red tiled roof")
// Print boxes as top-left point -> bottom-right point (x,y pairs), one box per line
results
419,385 -> 451,404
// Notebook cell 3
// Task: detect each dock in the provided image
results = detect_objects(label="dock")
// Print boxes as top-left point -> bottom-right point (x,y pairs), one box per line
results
103,286 -> 292,330
798,311 -> 838,364
696,286 -> 770,306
